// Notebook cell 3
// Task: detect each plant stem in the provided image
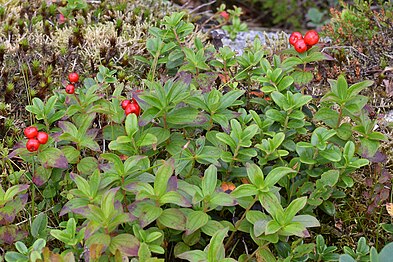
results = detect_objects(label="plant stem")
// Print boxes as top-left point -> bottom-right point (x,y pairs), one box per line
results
224,195 -> 258,250
31,159 -> 36,218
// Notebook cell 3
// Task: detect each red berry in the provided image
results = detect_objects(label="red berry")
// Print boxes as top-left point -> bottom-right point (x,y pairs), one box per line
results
36,131 -> 49,144
68,72 -> 79,83
24,126 -> 38,139
65,84 -> 75,94
289,31 -> 303,46
26,138 -> 40,152
125,102 -> 141,116
121,100 -> 131,110
304,30 -> 319,46
294,39 -> 308,53
220,11 -> 230,20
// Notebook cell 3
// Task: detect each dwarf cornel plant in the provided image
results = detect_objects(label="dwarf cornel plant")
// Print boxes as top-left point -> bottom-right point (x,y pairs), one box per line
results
4,10 -> 389,262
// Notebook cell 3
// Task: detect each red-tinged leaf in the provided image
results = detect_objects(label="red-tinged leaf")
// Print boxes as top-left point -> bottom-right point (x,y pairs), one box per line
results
85,221 -> 101,240
59,198 -> 90,216
0,194 -> 28,225
86,233 -> 111,250
32,166 -> 51,186
0,225 -> 28,245
109,233 -> 140,257
159,191 -> 191,207
37,148 -> 68,169
167,176 -> 178,191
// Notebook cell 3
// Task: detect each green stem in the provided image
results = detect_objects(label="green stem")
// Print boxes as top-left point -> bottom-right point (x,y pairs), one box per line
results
224,195 -> 258,250
283,110 -> 292,132
336,107 -> 343,129
31,159 -> 36,218
149,43 -> 164,81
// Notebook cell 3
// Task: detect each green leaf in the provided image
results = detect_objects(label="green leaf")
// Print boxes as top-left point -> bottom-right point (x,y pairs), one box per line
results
284,197 -> 307,224
291,215 -> 320,228
320,200 -> 336,216
379,242 -> 393,261
31,213 -> 48,239
265,220 -> 281,235
4,252 -> 28,261
207,227 -> 229,262
303,52 -> 326,63
77,157 -> 98,174
136,133 -> 158,147
339,254 -> 356,262
280,222 -> 307,237
347,80 -> 373,97
266,109 -> 285,123
101,188 -> 119,219
343,141 -> 355,163
336,75 -> 348,101
291,71 -> 313,84
103,124 -> 126,141
61,146 -> 80,164
201,220 -> 225,237
153,160 -> 174,197
166,107 -> 202,126
277,76 -> 294,91
2,184 -> 29,202
314,108 -> 339,128
185,211 -> 209,235
219,90 -> 245,110
246,163 -> 265,188
201,165 -> 217,197
320,170 -> 339,187
259,193 -> 284,222
210,192 -> 237,207
319,145 -> 342,162
264,167 -> 296,188
216,133 -> 236,150
32,238 -> 46,251
282,57 -> 303,68
157,208 -> 186,231
125,113 -> 139,137
231,184 -> 258,198
254,219 -> 269,237
381,223 -> 393,234
14,241 -> 28,254
271,91 -> 286,109
177,250 -> 207,261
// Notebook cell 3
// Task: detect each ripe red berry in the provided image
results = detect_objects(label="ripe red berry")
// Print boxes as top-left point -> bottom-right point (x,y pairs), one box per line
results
304,30 -> 319,46
294,39 -> 308,53
36,131 -> 49,144
65,84 -> 75,94
125,102 -> 141,116
220,11 -> 230,20
68,72 -> 79,83
24,126 -> 38,139
289,31 -> 303,46
121,100 -> 131,110
26,138 -> 40,152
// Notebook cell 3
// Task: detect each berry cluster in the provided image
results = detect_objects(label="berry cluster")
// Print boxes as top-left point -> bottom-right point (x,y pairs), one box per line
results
289,30 -> 320,53
24,126 -> 49,152
65,72 -> 79,94
121,98 -> 141,116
